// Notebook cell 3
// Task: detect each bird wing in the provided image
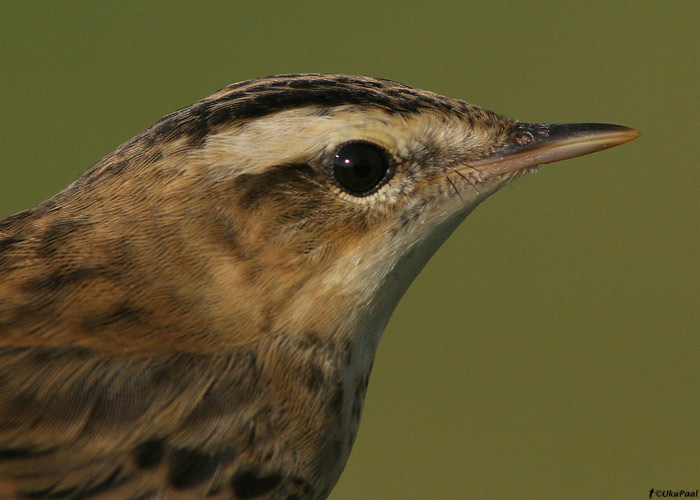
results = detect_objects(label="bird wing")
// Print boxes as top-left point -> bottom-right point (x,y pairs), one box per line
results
0,344 -> 321,500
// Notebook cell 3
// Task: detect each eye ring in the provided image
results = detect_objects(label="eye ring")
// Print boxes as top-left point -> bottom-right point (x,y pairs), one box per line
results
329,141 -> 395,197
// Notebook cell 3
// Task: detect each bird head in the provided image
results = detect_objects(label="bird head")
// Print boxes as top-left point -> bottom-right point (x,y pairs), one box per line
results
5,74 -> 639,355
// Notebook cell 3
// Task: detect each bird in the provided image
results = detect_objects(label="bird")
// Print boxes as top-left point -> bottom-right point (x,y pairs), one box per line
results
0,73 -> 640,500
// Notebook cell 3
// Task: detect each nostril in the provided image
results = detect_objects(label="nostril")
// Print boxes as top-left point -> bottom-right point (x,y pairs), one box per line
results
512,131 -> 533,146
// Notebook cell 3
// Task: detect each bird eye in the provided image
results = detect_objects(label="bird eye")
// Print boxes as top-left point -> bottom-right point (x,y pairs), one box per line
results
331,141 -> 394,196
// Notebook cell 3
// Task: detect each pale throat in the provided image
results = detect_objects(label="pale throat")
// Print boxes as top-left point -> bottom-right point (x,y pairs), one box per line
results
316,200 -> 475,377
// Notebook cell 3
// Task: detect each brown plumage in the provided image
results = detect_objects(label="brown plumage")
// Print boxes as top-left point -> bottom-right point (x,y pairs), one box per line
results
0,74 -> 639,499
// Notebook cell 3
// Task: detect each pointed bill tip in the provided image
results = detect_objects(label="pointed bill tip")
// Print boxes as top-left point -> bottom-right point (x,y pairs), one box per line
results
467,122 -> 641,178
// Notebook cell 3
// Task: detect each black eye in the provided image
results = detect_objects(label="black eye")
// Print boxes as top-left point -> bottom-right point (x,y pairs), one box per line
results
331,141 -> 394,196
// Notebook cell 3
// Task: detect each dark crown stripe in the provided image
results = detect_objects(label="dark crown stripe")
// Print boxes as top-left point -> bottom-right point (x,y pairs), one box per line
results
139,74 -> 466,146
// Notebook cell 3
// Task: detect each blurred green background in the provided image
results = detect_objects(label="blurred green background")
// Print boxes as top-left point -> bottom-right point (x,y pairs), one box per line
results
1,1 -> 697,498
